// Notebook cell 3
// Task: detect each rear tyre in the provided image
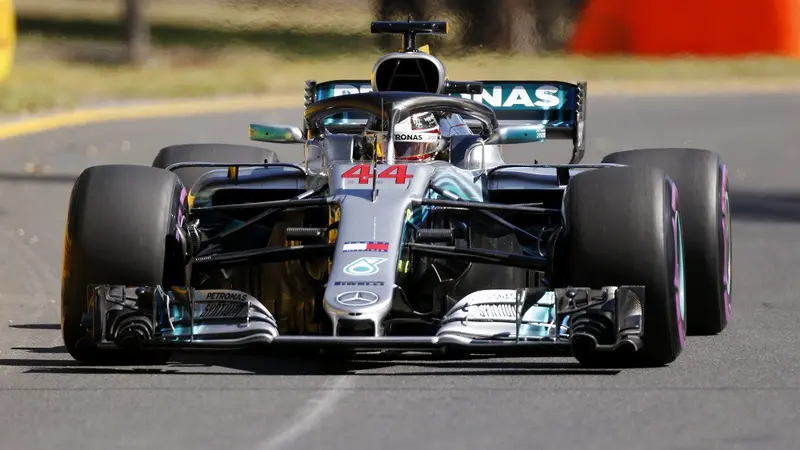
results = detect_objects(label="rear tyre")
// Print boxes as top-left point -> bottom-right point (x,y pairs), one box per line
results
601,148 -> 731,335
152,143 -> 280,190
553,166 -> 686,367
61,165 -> 187,364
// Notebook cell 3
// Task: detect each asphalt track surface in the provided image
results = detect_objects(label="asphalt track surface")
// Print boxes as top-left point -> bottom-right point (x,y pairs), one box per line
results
1,93 -> 799,450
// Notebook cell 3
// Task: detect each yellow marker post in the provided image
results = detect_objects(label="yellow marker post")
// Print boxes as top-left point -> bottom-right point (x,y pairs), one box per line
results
0,0 -> 15,82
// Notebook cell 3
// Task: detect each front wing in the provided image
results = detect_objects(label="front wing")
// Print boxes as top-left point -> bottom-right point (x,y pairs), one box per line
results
80,284 -> 646,357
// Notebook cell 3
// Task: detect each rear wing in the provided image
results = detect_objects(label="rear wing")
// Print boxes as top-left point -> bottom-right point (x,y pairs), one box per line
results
304,79 -> 587,163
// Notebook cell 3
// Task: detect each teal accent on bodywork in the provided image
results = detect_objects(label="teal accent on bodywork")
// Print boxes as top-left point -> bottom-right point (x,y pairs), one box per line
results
249,124 -> 303,143
409,167 -> 483,227
489,124 -> 547,144
221,219 -> 247,234
398,167 -> 484,272
518,292 -> 569,337
312,80 -> 578,128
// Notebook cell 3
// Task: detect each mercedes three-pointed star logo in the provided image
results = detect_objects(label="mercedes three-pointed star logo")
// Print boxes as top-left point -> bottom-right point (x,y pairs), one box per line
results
335,291 -> 379,307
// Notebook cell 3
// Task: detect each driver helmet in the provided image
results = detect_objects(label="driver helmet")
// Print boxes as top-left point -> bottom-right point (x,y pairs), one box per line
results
363,112 -> 444,162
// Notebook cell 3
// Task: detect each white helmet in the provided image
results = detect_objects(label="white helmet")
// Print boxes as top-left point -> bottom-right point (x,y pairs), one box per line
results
363,112 -> 444,161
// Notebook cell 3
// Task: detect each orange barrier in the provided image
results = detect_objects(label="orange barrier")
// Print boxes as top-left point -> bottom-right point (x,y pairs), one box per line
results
569,0 -> 800,57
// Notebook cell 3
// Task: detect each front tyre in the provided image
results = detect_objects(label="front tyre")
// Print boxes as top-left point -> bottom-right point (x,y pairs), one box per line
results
553,166 -> 686,367
61,165 -> 187,364
602,148 -> 731,335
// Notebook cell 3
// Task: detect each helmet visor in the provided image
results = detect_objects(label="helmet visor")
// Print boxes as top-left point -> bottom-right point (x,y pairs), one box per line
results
393,133 -> 439,160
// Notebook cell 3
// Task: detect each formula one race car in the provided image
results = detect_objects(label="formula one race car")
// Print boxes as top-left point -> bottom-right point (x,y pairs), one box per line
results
60,21 -> 732,368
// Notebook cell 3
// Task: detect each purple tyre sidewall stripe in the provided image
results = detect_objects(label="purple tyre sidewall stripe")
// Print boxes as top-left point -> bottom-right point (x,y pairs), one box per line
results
721,164 -> 731,321
672,181 -> 686,348
175,186 -> 188,240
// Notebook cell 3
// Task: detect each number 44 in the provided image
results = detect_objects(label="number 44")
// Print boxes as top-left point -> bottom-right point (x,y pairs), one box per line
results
341,164 -> 413,184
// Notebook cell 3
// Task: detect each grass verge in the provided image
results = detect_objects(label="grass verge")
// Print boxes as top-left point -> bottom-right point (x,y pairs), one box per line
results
3,0 -> 800,114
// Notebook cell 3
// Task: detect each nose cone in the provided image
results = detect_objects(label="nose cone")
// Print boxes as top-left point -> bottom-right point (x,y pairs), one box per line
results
323,163 -> 425,333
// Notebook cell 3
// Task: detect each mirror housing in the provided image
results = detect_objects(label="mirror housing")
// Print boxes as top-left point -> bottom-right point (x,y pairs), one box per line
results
444,80 -> 483,95
484,124 -> 547,145
249,124 -> 305,143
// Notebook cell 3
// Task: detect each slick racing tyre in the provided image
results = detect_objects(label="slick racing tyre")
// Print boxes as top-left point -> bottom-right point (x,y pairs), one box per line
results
602,148 -> 731,335
61,165 -> 187,364
553,166 -> 685,367
152,143 -> 279,191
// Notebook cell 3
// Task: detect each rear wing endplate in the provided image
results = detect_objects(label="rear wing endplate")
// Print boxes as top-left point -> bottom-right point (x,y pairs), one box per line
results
304,79 -> 587,163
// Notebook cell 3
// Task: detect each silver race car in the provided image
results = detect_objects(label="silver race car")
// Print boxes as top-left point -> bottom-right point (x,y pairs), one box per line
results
61,21 -> 732,367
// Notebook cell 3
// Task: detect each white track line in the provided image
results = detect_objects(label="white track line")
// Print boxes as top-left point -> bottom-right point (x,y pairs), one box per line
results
256,375 -> 356,450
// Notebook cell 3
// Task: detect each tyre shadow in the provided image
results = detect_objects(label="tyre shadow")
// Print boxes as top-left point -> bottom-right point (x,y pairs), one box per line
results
0,172 -> 77,184
9,323 -> 63,330
2,347 -> 621,376
5,322 -> 622,376
730,188 -> 800,223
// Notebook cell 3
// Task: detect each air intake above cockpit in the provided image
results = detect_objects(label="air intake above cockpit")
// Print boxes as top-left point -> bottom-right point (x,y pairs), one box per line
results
368,20 -> 449,94
371,52 -> 446,94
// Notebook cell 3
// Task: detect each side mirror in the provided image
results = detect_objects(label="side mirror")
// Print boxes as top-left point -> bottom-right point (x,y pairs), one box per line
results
249,124 -> 305,143
444,80 -> 483,95
485,124 -> 547,145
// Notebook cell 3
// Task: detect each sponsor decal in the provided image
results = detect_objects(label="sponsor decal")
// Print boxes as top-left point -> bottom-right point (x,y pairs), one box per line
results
411,114 -> 438,130
342,241 -> 389,252
336,291 -> 380,307
198,301 -> 247,319
458,85 -> 562,109
205,291 -> 249,301
393,133 -> 438,142
343,257 -> 387,276
333,281 -> 386,286
330,84 -> 372,98
322,83 -> 563,109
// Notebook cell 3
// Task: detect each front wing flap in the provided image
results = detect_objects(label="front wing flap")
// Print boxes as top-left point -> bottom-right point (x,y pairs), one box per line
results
82,284 -> 645,356
83,285 -> 280,350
